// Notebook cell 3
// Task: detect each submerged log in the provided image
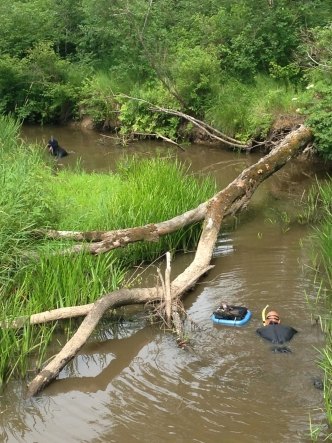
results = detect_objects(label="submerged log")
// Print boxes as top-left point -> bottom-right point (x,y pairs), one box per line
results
26,125 -> 312,397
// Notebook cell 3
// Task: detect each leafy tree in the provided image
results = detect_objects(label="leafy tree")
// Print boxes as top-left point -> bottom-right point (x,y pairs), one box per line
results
0,0 -> 56,56
50,0 -> 84,58
0,56 -> 27,114
302,25 -> 332,158
17,43 -> 86,123
170,45 -> 221,114
0,0 -> 332,137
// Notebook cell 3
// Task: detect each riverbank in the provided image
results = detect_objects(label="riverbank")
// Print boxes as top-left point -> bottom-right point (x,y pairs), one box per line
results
307,180 -> 332,439
1,116 -> 216,386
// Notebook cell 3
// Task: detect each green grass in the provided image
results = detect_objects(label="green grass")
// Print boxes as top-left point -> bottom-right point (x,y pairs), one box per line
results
50,156 -> 216,264
0,117 -> 216,386
306,178 -> 332,437
0,117 -> 57,287
205,75 -> 299,141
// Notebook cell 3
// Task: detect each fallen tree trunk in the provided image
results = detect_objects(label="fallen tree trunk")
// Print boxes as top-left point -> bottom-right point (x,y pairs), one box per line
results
34,125 -> 312,255
26,125 -> 312,397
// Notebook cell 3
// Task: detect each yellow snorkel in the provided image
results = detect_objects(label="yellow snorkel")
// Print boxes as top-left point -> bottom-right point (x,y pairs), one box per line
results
262,304 -> 269,325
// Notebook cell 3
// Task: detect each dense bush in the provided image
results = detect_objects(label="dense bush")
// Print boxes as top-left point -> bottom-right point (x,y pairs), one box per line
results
300,25 -> 332,159
205,76 -> 298,140
1,1 -> 332,150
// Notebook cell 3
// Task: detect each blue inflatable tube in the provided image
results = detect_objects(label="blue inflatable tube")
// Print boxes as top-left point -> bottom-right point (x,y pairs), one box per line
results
211,309 -> 252,326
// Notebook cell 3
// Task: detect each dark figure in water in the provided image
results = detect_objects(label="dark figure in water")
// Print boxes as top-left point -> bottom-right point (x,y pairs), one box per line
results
256,310 -> 297,353
47,136 -> 68,158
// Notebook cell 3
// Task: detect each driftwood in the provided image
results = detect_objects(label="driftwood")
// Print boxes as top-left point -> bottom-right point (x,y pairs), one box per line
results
164,252 -> 172,327
100,131 -> 186,151
150,105 -> 251,149
26,125 -> 312,397
131,132 -> 186,151
114,94 -> 250,149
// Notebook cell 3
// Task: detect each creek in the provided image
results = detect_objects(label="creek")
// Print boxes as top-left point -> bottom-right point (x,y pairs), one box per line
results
0,125 -> 328,442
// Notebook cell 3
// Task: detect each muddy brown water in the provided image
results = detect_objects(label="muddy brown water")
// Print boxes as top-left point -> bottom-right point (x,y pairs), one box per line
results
0,125 -> 328,442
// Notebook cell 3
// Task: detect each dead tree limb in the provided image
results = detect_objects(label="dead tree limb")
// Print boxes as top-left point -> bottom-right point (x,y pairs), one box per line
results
34,125 -> 312,255
150,105 -> 251,149
27,288 -> 160,397
0,305 -> 94,329
113,94 -> 250,149
164,252 -> 172,327
131,132 -> 186,151
26,125 -> 312,397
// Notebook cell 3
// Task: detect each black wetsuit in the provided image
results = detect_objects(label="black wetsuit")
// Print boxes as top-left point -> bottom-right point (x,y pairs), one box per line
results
47,138 -> 68,158
256,324 -> 297,344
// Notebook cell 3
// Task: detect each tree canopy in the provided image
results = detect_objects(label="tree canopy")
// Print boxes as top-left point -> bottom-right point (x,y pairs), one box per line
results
0,0 -> 331,155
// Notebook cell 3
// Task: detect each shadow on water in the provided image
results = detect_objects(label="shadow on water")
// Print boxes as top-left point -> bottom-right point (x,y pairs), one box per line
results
2,125 -> 328,442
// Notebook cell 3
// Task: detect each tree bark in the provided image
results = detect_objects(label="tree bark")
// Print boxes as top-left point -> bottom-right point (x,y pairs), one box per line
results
35,125 -> 312,255
26,125 -> 312,397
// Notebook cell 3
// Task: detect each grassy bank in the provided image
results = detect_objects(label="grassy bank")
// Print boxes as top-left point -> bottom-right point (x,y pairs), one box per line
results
50,157 -> 216,265
0,116 -> 216,386
307,180 -> 332,439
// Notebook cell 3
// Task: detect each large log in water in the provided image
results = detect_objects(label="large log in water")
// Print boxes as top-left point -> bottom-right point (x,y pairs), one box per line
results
26,125 -> 312,397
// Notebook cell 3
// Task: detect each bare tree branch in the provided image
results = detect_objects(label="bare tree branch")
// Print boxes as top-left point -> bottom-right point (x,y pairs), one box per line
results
25,125 -> 312,397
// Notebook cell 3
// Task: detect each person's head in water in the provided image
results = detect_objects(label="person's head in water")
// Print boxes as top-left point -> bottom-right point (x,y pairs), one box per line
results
265,310 -> 280,325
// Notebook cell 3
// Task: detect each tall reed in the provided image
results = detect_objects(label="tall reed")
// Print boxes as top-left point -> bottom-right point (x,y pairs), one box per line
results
51,156 -> 217,265
0,124 -> 216,386
0,117 -> 57,287
205,75 -> 298,140
307,178 -> 332,437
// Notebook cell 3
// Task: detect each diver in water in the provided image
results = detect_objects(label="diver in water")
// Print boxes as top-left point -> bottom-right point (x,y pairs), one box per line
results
256,308 -> 297,352
47,136 -> 69,158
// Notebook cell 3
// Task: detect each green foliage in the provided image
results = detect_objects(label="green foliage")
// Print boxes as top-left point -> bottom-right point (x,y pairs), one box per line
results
305,82 -> 332,159
0,0 -> 56,56
0,250 -> 125,384
107,156 -> 216,263
0,117 -> 57,286
0,43 -> 87,123
215,1 -> 302,80
306,178 -> 332,433
17,42 -> 85,123
0,115 -> 126,384
78,0 -> 123,63
0,115 -> 22,151
308,178 -> 332,264
79,72 -> 125,128
0,55 -> 27,115
269,61 -> 302,87
50,156 -> 216,264
170,45 -> 221,114
206,75 -> 298,140
304,24 -> 332,72
49,0 -> 84,58
0,0 -> 331,134
46,170 -> 123,231
300,25 -> 332,158
18,252 -> 125,310
119,83 -> 180,139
